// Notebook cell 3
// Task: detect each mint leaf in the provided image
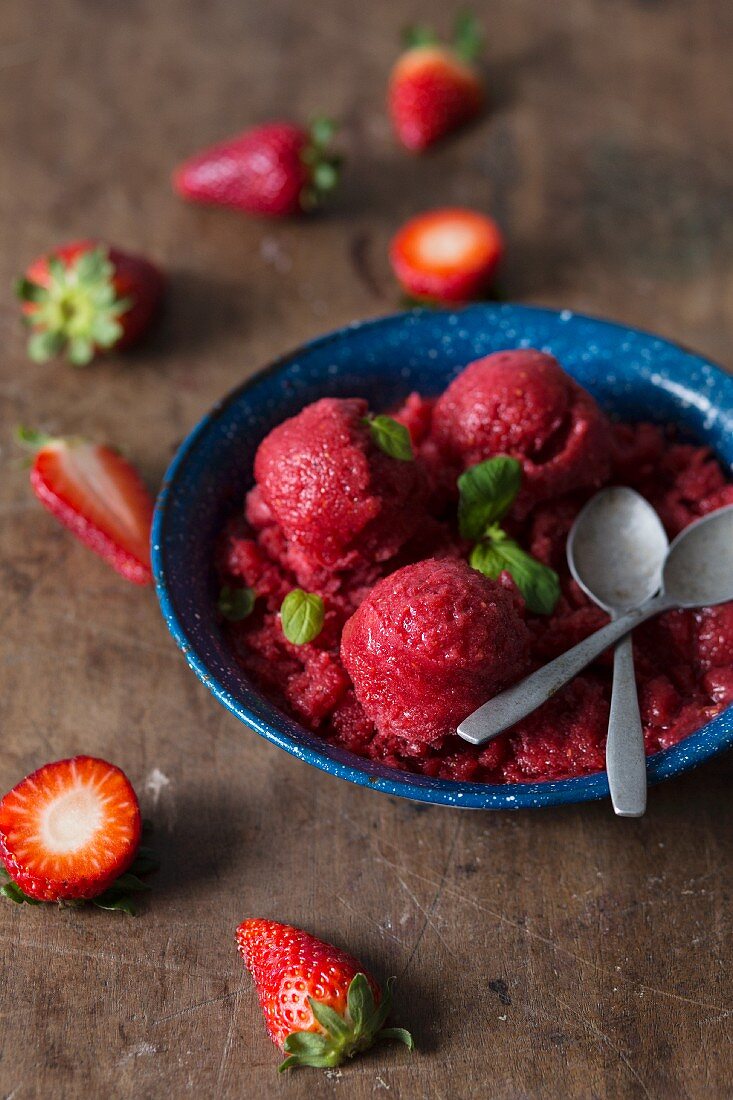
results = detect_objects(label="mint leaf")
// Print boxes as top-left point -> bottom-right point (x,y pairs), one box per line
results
218,585 -> 256,621
472,536 -> 560,615
469,540 -> 507,578
457,456 -> 522,540
281,590 -> 325,645
363,415 -> 414,461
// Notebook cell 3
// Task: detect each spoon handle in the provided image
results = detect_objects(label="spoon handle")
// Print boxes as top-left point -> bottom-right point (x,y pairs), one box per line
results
606,634 -> 647,817
457,599 -> 666,746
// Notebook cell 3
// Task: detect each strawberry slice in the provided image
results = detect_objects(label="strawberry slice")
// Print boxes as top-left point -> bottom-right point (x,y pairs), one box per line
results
0,756 -> 142,902
390,207 -> 504,303
20,429 -> 154,585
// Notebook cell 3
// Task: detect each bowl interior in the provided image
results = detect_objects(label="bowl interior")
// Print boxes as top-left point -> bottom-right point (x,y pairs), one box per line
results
153,304 -> 733,809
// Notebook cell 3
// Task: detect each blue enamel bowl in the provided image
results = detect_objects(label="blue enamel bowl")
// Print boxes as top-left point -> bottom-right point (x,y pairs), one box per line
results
152,304 -> 733,809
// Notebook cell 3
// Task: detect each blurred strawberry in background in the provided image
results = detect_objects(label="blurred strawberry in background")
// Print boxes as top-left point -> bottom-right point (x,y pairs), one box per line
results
389,11 -> 485,152
390,207 -> 504,302
16,241 -> 164,366
173,119 -> 342,216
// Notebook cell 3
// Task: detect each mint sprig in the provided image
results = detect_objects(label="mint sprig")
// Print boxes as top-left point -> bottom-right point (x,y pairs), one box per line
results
218,585 -> 256,621
363,415 -> 414,462
458,457 -> 560,616
470,536 -> 560,615
280,590 -> 325,646
458,456 -> 522,539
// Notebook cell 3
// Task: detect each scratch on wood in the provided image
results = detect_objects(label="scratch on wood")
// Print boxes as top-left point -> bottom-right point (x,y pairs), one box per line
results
374,853 -> 733,1016
553,993 -> 653,1100
336,894 -> 407,947
152,989 -> 239,1026
398,817 -> 462,977
215,973 -> 247,1087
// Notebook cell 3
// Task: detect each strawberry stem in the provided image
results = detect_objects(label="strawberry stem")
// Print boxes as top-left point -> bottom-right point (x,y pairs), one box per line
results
15,425 -> 57,451
277,973 -> 413,1072
402,23 -> 439,49
300,119 -> 343,211
453,10 -> 483,63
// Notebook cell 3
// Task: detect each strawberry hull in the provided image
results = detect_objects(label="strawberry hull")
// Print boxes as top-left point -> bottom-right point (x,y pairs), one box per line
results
21,240 -> 164,364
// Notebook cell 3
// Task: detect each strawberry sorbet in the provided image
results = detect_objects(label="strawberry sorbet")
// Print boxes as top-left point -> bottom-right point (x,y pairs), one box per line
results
216,349 -> 733,785
341,559 -> 529,756
431,350 -> 612,513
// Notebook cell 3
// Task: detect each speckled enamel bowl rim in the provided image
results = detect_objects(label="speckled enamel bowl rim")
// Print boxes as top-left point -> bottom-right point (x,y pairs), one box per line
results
152,304 -> 733,810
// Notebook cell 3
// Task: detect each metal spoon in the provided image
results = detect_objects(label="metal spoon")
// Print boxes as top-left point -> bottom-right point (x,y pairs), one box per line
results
458,503 -> 733,747
567,488 -> 669,817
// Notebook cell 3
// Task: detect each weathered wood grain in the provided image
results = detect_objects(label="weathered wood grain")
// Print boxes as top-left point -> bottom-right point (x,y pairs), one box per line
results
0,1 -> 731,1097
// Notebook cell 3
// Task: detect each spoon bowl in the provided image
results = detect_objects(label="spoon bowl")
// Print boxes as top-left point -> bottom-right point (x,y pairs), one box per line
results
568,487 -> 669,613
663,504 -> 733,608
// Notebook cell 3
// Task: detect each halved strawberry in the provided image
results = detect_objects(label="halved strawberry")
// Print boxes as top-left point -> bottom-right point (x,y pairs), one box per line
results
389,13 -> 485,152
16,241 -> 164,367
20,428 -> 154,585
390,207 -> 504,302
0,756 -> 141,902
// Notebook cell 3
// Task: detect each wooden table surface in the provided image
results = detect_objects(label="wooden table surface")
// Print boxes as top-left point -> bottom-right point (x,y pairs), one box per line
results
1,1 -> 731,1097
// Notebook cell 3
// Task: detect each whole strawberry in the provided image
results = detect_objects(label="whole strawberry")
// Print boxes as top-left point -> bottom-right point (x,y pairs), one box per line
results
173,119 -> 342,217
16,240 -> 164,366
389,12 -> 485,152
236,919 -> 413,1072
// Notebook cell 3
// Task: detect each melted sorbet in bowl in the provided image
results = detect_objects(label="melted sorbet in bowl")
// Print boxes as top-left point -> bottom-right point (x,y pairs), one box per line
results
215,349 -> 733,784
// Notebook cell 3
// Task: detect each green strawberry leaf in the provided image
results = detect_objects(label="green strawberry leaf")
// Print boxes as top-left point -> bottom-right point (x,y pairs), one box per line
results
363,415 -> 414,461
309,117 -> 337,149
1,881 -> 40,905
403,23 -> 439,49
130,846 -> 161,876
280,590 -> 325,646
278,973 -> 413,1073
308,998 -> 351,1040
453,10 -> 483,62
28,330 -> 64,363
92,895 -> 138,915
218,585 -> 256,622
376,1027 -> 415,1049
457,456 -> 522,540
14,277 -> 48,304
